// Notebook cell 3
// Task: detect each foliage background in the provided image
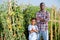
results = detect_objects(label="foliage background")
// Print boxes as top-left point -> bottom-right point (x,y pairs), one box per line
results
0,0 -> 60,40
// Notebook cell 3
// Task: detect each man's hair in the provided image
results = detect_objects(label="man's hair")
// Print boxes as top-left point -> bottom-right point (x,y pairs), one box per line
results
31,18 -> 36,21
40,2 -> 45,6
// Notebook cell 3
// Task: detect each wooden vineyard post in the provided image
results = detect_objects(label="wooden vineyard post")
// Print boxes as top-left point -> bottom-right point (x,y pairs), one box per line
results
58,9 -> 60,40
8,0 -> 12,31
54,7 -> 57,40
58,20 -> 60,40
50,7 -> 53,40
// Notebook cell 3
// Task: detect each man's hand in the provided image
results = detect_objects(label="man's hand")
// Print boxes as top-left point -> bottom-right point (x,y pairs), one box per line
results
40,17 -> 45,22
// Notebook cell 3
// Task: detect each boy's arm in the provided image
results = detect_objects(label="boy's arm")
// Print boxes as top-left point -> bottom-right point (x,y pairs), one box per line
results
33,30 -> 38,32
29,30 -> 34,33
33,26 -> 38,33
28,25 -> 35,33
30,28 -> 38,33
28,25 -> 33,33
32,28 -> 38,33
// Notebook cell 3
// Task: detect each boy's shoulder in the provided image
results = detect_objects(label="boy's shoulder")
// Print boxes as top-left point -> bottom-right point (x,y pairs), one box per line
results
28,24 -> 38,27
28,24 -> 32,27
35,25 -> 38,27
28,24 -> 31,26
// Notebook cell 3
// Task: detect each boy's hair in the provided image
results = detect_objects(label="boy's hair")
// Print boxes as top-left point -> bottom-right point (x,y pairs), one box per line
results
31,18 -> 36,21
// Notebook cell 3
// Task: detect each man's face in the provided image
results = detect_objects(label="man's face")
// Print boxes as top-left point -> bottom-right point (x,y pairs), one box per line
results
40,4 -> 45,10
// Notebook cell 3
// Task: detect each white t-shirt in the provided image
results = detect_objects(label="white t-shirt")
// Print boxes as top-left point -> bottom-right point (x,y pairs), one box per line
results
28,24 -> 38,40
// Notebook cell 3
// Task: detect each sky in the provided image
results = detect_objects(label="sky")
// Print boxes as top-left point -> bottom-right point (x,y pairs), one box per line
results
17,0 -> 60,8
0,0 -> 60,8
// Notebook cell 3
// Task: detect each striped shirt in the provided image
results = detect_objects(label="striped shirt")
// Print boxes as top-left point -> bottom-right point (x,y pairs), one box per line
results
36,11 -> 50,31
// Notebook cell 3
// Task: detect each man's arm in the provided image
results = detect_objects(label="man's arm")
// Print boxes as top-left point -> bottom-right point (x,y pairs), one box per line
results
40,18 -> 45,22
36,12 -> 42,22
45,12 -> 50,22
40,12 -> 50,22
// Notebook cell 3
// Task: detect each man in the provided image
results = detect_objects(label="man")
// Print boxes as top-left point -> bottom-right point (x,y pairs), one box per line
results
36,2 -> 50,40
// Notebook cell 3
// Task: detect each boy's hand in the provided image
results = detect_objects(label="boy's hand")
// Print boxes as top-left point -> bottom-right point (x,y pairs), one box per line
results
30,30 -> 33,33
30,28 -> 38,33
30,28 -> 34,33
32,28 -> 38,32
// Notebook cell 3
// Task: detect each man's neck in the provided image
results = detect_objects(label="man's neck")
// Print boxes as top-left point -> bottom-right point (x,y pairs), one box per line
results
40,9 -> 45,12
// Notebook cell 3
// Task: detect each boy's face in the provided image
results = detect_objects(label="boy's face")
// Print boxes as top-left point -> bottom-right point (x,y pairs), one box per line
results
31,19 -> 36,25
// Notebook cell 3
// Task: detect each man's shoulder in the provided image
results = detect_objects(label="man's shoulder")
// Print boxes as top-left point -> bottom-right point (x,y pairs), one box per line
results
36,11 -> 39,13
46,11 -> 50,14
36,11 -> 41,14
